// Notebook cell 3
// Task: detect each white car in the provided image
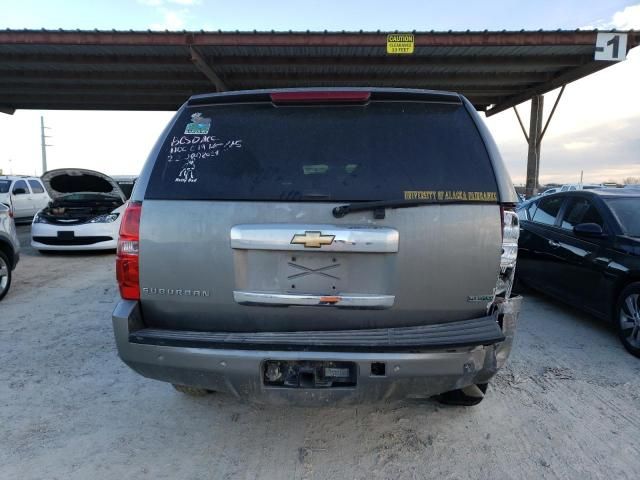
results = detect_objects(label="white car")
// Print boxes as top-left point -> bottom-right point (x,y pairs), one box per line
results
31,169 -> 127,251
559,183 -> 603,192
540,187 -> 561,196
0,175 -> 51,221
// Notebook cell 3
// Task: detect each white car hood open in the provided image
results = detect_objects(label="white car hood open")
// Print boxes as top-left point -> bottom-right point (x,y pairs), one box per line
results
41,168 -> 126,203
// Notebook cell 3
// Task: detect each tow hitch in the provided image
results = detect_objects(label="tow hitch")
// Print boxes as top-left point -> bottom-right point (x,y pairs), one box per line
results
263,360 -> 357,388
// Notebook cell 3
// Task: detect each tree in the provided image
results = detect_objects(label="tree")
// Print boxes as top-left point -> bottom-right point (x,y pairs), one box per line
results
623,177 -> 640,185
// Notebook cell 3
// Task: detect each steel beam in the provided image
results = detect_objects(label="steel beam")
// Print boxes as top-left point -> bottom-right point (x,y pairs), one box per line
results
189,46 -> 226,91
487,61 -> 611,116
0,53 -> 588,69
0,105 -> 15,115
0,30 -> 610,48
0,84 -> 201,96
525,95 -> 544,198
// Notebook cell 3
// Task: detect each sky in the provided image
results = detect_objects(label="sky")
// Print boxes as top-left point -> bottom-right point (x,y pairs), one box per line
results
0,0 -> 639,185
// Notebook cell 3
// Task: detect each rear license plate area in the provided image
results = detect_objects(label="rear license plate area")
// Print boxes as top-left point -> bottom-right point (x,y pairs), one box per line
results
281,254 -> 346,294
263,360 -> 357,388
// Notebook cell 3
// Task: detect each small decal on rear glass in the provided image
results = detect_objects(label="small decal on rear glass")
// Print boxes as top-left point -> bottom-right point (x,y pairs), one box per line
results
404,191 -> 497,202
303,164 -> 329,175
184,112 -> 211,135
175,159 -> 198,183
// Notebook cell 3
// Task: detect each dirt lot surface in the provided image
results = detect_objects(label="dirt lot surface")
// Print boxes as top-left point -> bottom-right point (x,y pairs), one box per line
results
2,224 -> 639,480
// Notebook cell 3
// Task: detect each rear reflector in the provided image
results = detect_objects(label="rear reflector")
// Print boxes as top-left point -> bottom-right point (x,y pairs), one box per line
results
270,91 -> 371,104
116,201 -> 142,300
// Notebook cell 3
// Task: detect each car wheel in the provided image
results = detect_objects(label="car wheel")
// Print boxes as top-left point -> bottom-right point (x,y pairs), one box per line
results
435,383 -> 488,406
0,250 -> 12,302
172,384 -> 212,396
616,282 -> 640,358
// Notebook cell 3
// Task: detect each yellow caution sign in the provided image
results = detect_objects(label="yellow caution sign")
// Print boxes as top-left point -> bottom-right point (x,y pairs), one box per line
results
387,34 -> 415,54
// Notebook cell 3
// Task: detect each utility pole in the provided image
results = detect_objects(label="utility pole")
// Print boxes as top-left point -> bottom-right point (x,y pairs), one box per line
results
40,116 -> 52,174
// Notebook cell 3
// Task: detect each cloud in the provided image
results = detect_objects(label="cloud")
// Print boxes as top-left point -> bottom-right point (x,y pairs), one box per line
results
138,0 -> 202,30
582,3 -> 640,29
498,114 -> 640,185
563,141 -> 595,151
168,0 -> 201,5
149,8 -> 188,30
137,0 -> 201,7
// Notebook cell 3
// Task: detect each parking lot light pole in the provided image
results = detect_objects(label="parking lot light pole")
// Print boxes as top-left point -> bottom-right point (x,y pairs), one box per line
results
40,116 -> 52,175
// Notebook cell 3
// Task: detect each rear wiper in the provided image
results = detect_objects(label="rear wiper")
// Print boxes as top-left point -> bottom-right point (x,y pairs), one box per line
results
332,199 -> 443,218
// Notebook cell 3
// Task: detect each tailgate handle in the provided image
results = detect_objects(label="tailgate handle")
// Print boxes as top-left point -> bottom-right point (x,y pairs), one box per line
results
231,224 -> 399,253
234,291 -> 394,309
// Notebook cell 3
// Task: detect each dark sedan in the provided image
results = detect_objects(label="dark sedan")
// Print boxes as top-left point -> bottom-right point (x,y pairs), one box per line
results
516,189 -> 640,357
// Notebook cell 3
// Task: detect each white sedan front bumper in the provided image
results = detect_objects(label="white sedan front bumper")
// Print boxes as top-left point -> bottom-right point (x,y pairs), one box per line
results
31,219 -> 120,251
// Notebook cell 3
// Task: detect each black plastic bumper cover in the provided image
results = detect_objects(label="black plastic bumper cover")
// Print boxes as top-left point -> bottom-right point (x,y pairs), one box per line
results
129,315 -> 505,352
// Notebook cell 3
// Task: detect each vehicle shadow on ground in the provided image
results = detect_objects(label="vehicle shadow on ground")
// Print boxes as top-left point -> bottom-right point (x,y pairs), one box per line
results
515,285 -> 616,337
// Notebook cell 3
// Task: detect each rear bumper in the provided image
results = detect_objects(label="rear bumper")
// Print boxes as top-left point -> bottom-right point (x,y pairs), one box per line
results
112,296 -> 522,405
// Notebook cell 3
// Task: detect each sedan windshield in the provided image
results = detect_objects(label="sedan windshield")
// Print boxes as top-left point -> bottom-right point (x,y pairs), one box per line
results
606,198 -> 640,236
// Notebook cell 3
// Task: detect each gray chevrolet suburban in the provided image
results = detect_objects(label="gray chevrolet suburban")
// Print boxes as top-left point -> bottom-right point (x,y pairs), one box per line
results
113,88 -> 522,406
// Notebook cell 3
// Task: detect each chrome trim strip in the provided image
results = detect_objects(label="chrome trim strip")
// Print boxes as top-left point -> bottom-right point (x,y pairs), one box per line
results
230,224 -> 399,253
233,291 -> 395,308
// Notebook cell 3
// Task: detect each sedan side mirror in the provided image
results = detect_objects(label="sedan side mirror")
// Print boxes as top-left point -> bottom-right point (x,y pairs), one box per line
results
12,188 -> 27,195
573,222 -> 604,237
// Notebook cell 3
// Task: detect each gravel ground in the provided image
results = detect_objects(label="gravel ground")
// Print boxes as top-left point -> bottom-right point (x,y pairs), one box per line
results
1,224 -> 639,480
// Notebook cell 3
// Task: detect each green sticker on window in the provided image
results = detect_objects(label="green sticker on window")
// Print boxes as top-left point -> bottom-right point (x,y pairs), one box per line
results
303,164 -> 329,175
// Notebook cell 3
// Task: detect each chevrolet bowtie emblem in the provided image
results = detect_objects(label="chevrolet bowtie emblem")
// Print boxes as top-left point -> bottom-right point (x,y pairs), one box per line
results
290,231 -> 335,248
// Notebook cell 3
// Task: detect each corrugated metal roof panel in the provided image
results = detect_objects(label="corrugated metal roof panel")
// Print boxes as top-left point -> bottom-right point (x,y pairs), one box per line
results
0,29 -> 638,114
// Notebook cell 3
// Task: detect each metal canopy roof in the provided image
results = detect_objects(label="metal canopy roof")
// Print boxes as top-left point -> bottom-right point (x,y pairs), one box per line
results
0,29 -> 638,115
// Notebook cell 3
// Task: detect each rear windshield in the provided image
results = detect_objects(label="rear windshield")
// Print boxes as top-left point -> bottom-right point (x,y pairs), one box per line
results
606,198 -> 640,237
0,180 -> 10,193
146,102 -> 498,202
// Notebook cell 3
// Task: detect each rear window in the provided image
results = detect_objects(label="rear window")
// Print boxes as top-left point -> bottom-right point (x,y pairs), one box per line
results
606,198 -> 640,237
560,198 -> 604,230
146,102 -> 498,202
0,180 -> 10,193
28,179 -> 45,194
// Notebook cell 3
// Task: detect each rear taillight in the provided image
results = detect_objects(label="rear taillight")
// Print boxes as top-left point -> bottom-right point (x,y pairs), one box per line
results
496,206 -> 519,298
501,207 -> 519,269
116,201 -> 141,300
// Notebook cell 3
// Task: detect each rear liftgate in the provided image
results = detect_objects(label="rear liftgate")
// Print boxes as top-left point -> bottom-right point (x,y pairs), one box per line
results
232,223 -> 398,389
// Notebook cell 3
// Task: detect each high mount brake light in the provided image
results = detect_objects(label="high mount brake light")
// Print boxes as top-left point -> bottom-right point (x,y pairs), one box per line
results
270,91 -> 371,104
116,201 -> 141,300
